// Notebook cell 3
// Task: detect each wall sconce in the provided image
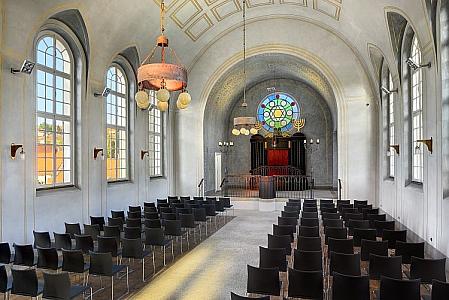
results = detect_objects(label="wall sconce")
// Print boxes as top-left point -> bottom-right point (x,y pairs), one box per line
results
94,87 -> 111,98
416,137 -> 433,154
93,147 -> 105,160
141,150 -> 149,160
10,143 -> 25,160
11,59 -> 35,75
406,58 -> 431,71
389,144 -> 400,155
381,86 -> 398,95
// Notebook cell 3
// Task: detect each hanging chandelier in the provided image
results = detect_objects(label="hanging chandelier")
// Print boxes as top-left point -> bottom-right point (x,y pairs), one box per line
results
231,0 -> 258,136
135,0 -> 191,111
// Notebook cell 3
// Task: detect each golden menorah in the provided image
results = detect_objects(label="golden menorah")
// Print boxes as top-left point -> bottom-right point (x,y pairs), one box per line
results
293,118 -> 306,131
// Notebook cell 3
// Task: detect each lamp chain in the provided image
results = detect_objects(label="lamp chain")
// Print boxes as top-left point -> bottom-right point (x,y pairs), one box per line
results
160,0 -> 166,35
242,0 -> 247,106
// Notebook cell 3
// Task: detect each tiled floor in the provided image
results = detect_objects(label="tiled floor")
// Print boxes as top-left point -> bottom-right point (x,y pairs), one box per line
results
131,209 -> 278,300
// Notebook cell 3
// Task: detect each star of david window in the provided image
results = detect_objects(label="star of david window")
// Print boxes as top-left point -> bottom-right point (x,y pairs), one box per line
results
257,93 -> 300,133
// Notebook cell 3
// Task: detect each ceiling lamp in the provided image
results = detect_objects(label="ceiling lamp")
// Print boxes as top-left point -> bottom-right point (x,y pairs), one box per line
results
231,0 -> 258,137
136,0 -> 191,110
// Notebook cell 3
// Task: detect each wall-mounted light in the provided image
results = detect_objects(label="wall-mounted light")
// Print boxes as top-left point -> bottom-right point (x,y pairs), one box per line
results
406,58 -> 431,71
11,60 -> 35,75
141,150 -> 149,160
218,141 -> 234,153
387,144 -> 400,156
381,86 -> 398,95
94,87 -> 111,98
304,138 -> 320,152
416,137 -> 433,154
10,143 -> 25,160
93,147 -> 105,160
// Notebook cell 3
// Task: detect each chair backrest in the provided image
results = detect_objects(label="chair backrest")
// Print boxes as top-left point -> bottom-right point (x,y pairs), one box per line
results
267,234 -> 291,255
204,204 -> 217,216
180,214 -> 195,228
330,252 -> 361,276
293,249 -> 322,271
144,212 -> 159,220
161,213 -> 177,220
369,254 -> 402,280
328,238 -> 354,256
300,218 -> 319,227
321,207 -> 338,214
323,219 -> 344,229
324,227 -> 347,244
410,257 -> 446,283
144,202 -> 156,208
360,239 -> 389,261
127,211 -> 141,219
103,225 -> 121,244
33,231 -> 51,248
230,292 -> 270,300
126,218 -> 142,228
165,220 -> 182,236
246,265 -> 280,296
302,207 -> 318,213
0,265 -> 8,293
160,207 -> 174,214
298,226 -> 319,237
144,206 -> 158,213
124,226 -> 142,239
431,280 -> 449,300
144,218 -> 162,229
361,208 -> 379,218
347,220 -> 370,231
332,272 -> 370,300
278,216 -> 298,226
181,196 -> 191,202
122,238 -> 144,259
83,224 -> 100,241
13,244 -> 35,266
193,208 -> 207,221
37,247 -> 59,270
97,236 -> 119,256
273,224 -> 295,242
354,200 -> 368,207
284,206 -> 300,213
281,211 -> 298,218
0,242 -> 11,264
89,251 -> 113,276
74,234 -> 94,254
157,199 -> 168,205
344,213 -> 364,222
259,246 -> 286,272
43,272 -> 71,299
297,236 -> 322,251
394,241 -> 424,264
107,217 -> 124,231
65,222 -> 81,238
322,212 -> 341,220
11,268 -> 39,296
111,210 -> 125,221
374,220 -> 395,237
301,212 -> 318,219
287,268 -> 323,299
382,229 -> 407,249
90,216 -> 105,231
129,205 -> 142,212
353,228 -> 377,247
144,228 -> 165,246
379,276 -> 421,300
54,232 -> 72,250
62,249 -> 85,273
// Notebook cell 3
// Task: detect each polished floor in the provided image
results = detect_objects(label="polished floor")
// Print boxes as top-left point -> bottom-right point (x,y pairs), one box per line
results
131,209 -> 278,300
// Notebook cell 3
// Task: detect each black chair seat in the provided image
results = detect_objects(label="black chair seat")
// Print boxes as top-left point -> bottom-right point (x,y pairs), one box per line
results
69,284 -> 90,299
111,264 -> 127,275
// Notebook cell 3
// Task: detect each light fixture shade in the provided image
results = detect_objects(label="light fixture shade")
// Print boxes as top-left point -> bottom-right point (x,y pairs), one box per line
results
250,128 -> 258,135
232,128 -> 240,136
157,100 -> 169,111
135,90 -> 150,109
244,129 -> 250,136
156,88 -> 170,102
178,92 -> 191,106
176,99 -> 188,110
240,128 -> 246,134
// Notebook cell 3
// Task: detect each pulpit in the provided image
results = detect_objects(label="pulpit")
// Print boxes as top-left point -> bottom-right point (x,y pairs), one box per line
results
259,176 -> 275,199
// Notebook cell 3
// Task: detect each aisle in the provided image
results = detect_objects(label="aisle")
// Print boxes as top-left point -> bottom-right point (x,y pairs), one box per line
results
131,209 -> 278,300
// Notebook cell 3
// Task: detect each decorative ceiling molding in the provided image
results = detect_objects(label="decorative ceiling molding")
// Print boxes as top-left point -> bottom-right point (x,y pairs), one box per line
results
153,0 -> 343,42
367,43 -> 384,82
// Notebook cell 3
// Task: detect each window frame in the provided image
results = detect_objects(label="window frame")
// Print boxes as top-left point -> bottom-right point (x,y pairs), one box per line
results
105,64 -> 130,183
35,32 -> 75,190
388,72 -> 395,178
148,90 -> 164,178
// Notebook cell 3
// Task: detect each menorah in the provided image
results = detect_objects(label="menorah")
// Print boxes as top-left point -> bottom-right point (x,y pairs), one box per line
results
293,118 -> 306,131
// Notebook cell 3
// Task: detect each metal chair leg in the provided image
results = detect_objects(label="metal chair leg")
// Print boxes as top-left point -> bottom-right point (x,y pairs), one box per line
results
111,276 -> 114,300
152,252 -> 156,274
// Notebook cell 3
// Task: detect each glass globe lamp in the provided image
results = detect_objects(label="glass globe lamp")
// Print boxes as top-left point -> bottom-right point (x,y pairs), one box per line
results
135,90 -> 150,109
156,88 -> 170,102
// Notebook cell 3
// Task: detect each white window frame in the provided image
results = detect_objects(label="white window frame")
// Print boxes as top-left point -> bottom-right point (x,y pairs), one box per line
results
106,65 -> 129,182
35,33 -> 74,189
149,91 -> 163,177
388,72 -> 395,178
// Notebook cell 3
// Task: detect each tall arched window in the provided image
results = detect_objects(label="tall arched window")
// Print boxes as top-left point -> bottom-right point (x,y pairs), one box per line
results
106,66 -> 128,181
388,72 -> 395,177
410,36 -> 424,182
36,34 -> 74,188
148,91 -> 163,177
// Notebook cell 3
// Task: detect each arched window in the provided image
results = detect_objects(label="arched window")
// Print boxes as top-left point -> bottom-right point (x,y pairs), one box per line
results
36,34 -> 74,188
388,72 -> 395,177
410,36 -> 423,182
149,91 -> 163,177
106,66 -> 128,181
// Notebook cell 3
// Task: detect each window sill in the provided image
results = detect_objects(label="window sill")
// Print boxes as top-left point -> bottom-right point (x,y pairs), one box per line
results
36,185 -> 80,197
149,176 -> 165,180
405,180 -> 424,191
384,177 -> 395,182
107,179 -> 132,186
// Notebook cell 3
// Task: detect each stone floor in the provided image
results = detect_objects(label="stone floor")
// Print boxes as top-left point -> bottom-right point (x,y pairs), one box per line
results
131,209 -> 278,300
